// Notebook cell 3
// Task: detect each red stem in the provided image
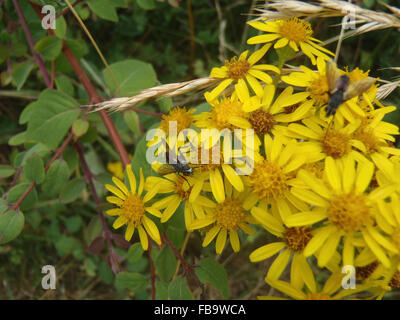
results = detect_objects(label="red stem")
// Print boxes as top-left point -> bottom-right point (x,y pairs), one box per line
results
12,0 -> 52,87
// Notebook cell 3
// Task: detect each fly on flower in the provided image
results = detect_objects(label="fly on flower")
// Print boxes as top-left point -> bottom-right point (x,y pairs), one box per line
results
157,138 -> 195,186
325,60 -> 375,117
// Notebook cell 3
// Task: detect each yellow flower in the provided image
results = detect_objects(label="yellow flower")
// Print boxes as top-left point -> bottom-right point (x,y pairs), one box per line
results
287,115 -> 364,161
249,205 -> 314,282
105,165 -> 162,250
107,154 -> 133,179
247,18 -> 334,65
246,135 -> 309,221
189,178 -> 256,254
243,85 -> 312,146
145,173 -> 215,231
207,44 -> 280,102
159,106 -> 195,135
285,156 -> 398,268
260,272 -> 373,300
196,94 -> 252,131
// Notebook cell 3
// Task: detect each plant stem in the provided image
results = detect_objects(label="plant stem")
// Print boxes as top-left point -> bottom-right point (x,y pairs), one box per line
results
12,0 -> 52,88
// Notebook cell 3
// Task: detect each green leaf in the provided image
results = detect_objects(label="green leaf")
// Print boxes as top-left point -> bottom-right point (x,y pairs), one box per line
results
115,272 -> 148,291
136,0 -> 155,10
126,242 -> 144,264
123,110 -> 141,136
54,16 -> 67,39
72,119 -> 89,138
7,183 -> 38,211
99,260 -> 114,284
155,281 -> 169,299
0,165 -> 15,178
8,131 -> 27,146
64,215 -> 83,233
0,210 -> 25,244
88,0 -> 118,22
155,246 -> 177,282
168,276 -> 194,300
195,258 -> 229,299
12,61 -> 34,90
131,135 -> 155,178
102,59 -> 157,97
55,76 -> 74,96
55,235 -> 80,257
34,36 -> 62,61
24,154 -> 45,184
26,89 -> 80,149
60,178 -> 86,203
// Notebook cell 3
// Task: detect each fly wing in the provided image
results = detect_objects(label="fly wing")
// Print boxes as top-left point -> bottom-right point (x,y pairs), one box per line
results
343,77 -> 375,101
157,164 -> 176,176
326,59 -> 341,93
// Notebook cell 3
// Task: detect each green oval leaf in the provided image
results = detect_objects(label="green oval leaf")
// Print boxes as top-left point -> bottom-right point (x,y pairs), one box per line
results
0,210 -> 25,244
55,16 -> 67,39
123,110 -> 141,136
155,246 -> 177,282
195,258 -> 229,299
12,61 -> 34,90
0,165 -> 15,178
42,159 -> 70,198
168,276 -> 194,300
72,119 -> 89,138
34,36 -> 62,61
102,59 -> 157,97
24,154 -> 45,184
88,0 -> 118,22
60,178 -> 86,203
7,183 -> 38,211
115,272 -> 148,292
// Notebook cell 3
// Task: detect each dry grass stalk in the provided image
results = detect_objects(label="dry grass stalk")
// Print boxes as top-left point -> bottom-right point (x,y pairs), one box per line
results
93,77 -> 221,112
253,0 -> 400,35
376,80 -> 400,101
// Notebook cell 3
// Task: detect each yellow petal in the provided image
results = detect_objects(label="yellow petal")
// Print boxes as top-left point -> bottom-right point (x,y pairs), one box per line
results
142,216 -> 161,245
112,177 -> 129,195
229,230 -> 240,252
216,228 -> 227,254
138,168 -> 145,196
126,164 -> 137,194
248,43 -> 272,65
222,164 -> 244,192
125,222 -> 135,241
267,248 -> 291,280
203,225 -> 221,247
303,225 -> 333,257
138,225 -> 149,250
247,33 -> 281,44
249,242 -> 286,262
274,37 -> 289,49
317,230 -> 341,267
105,184 -> 126,200
284,211 -> 327,227
210,168 -> 225,203
325,157 -> 342,193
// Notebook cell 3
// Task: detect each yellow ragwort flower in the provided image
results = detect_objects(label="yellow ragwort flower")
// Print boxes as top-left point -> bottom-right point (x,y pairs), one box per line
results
207,44 -> 280,102
247,18 -> 334,65
286,156 -> 398,268
105,165 -> 162,250
189,178 -> 256,254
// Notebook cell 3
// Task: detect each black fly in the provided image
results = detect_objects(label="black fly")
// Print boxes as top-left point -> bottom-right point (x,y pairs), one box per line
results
325,60 -> 375,117
157,138 -> 195,186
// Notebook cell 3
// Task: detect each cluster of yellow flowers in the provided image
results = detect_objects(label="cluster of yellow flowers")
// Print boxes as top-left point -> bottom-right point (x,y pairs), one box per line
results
105,17 -> 400,299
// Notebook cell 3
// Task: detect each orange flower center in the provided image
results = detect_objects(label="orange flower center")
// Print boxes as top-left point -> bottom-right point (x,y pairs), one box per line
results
249,109 -> 276,135
121,194 -> 145,226
278,17 -> 312,43
225,57 -> 250,81
328,193 -> 371,232
321,130 -> 351,159
283,227 -> 312,251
